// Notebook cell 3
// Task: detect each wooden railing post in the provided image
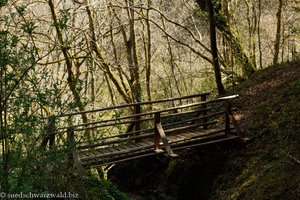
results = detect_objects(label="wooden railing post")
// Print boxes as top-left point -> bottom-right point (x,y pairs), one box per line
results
154,111 -> 161,150
225,99 -> 231,134
134,104 -> 141,135
41,115 -> 56,150
48,116 -> 56,148
67,115 -> 84,172
201,94 -> 208,129
225,98 -> 243,137
67,126 -> 75,164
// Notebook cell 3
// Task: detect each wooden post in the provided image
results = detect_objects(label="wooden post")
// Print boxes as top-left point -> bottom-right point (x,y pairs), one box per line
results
154,111 -> 161,150
133,104 -> 141,142
172,100 -> 178,113
201,94 -> 208,129
67,126 -> 84,172
48,115 -> 56,149
134,104 -> 141,135
67,127 -> 75,166
225,99 -> 231,134
41,115 -> 56,150
154,111 -> 177,157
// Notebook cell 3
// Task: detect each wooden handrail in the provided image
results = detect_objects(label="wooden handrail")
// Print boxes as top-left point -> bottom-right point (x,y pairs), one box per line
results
57,94 -> 238,131
57,95 -> 239,135
58,107 -> 211,132
57,101 -> 207,131
57,92 -> 210,118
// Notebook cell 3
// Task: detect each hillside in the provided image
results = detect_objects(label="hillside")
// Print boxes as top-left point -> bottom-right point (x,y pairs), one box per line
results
211,60 -> 300,200
108,60 -> 300,200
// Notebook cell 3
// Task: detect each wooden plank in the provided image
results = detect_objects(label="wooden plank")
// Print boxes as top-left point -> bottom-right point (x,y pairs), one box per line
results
141,140 -> 153,146
81,131 -> 237,167
172,133 -> 189,141
169,128 -> 228,144
129,143 -> 143,148
166,135 -> 179,142
184,132 -> 201,138
80,147 -> 113,157
161,107 -> 211,119
163,112 -> 222,129
113,146 -> 125,151
78,151 -> 90,157
77,139 -> 123,150
114,145 -> 131,151
138,141 -> 153,147
172,134 -> 240,151
176,133 -> 194,140
79,128 -> 232,158
77,131 -> 154,150
83,134 -> 239,168
171,132 -> 226,147
164,120 -> 217,134
79,143 -> 154,161
77,129 -> 154,146
84,150 -> 161,168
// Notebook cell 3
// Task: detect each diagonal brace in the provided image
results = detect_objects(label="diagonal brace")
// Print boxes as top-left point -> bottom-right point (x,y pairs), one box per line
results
154,112 -> 178,158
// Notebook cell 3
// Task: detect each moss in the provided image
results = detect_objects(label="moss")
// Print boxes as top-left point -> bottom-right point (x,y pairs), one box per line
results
211,61 -> 300,200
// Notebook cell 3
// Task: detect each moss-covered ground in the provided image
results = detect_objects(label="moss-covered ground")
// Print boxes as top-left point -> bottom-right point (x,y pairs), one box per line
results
211,60 -> 300,200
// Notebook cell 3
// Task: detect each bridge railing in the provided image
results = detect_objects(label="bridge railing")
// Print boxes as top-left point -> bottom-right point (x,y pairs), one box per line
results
41,93 -> 241,157
41,93 -> 209,149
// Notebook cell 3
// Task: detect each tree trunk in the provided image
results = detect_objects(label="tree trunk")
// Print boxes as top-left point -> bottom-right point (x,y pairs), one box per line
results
160,14 -> 183,98
196,0 -> 255,78
48,0 -> 92,140
207,0 -> 225,95
145,0 -> 152,103
273,0 -> 283,64
257,0 -> 263,69
0,66 -> 9,193
86,0 -> 132,104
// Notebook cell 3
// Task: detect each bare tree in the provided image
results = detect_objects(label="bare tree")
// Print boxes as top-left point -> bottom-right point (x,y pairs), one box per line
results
196,0 -> 255,78
207,0 -> 225,94
273,0 -> 284,64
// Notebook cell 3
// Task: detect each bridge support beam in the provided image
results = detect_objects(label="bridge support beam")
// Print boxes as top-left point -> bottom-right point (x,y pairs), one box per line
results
154,112 -> 178,158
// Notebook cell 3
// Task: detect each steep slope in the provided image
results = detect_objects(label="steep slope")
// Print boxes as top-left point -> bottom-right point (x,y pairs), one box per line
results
211,60 -> 300,200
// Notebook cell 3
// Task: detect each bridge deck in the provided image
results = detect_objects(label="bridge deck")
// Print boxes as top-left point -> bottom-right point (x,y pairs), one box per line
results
78,125 -> 239,168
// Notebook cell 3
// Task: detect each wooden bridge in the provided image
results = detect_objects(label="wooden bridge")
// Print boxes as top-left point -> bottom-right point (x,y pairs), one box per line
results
42,93 -> 242,169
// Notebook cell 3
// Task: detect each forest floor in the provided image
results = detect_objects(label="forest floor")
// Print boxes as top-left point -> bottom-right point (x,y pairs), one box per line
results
108,60 -> 300,200
211,60 -> 300,200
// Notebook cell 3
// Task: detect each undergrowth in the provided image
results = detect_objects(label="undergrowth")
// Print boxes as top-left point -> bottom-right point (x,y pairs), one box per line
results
212,60 -> 300,200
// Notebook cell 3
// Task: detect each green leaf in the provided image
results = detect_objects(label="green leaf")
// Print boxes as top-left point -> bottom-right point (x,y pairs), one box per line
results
21,21 -> 37,34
